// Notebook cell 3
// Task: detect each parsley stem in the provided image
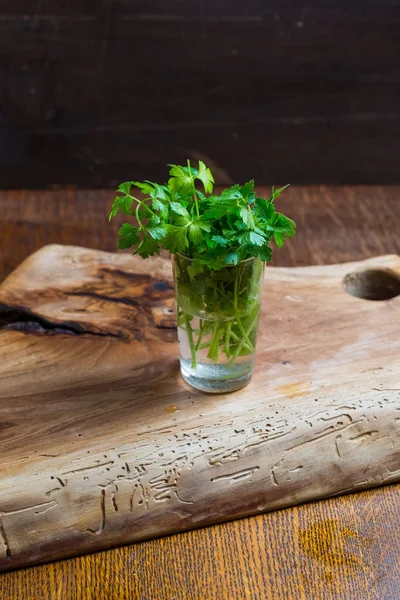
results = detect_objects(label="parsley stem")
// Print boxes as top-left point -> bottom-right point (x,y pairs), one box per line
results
135,200 -> 157,230
183,312 -> 197,368
207,321 -> 220,362
128,195 -> 157,218
228,308 -> 260,365
229,330 -> 252,352
195,319 -> 205,351
233,271 -> 253,348
141,201 -> 157,217
234,313 -> 253,349
135,203 -> 143,229
187,159 -> 200,218
198,342 -> 211,350
225,321 -> 232,356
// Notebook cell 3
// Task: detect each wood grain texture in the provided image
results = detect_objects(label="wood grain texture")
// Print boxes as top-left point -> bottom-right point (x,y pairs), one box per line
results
1,2 -> 400,186
1,487 -> 400,600
0,245 -> 399,572
0,186 -> 399,598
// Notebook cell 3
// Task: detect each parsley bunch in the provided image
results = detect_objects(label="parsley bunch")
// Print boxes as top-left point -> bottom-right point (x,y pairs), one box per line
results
109,160 -> 295,270
110,161 -> 295,372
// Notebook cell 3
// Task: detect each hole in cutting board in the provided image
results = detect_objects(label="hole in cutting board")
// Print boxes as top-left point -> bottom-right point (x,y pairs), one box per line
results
343,268 -> 400,301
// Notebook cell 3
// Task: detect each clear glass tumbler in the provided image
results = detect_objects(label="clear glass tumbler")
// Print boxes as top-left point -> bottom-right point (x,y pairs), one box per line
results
173,254 -> 264,393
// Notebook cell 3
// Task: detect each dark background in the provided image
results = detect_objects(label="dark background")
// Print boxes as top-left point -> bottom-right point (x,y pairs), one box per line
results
1,0 -> 400,188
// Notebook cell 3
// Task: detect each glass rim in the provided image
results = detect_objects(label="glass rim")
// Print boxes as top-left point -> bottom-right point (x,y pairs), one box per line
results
174,253 -> 258,265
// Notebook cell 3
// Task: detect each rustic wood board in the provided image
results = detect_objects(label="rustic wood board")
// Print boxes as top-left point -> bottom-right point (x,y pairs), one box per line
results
0,245 -> 399,572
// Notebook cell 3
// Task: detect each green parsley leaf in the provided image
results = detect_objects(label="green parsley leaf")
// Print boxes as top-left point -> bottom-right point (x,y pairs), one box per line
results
255,197 -> 275,222
136,234 -> 160,258
197,221 -> 211,232
117,182 -> 134,196
187,261 -> 205,279
240,207 -> 255,229
269,184 -> 290,202
196,160 -> 214,194
212,235 -> 228,247
109,194 -> 134,220
219,184 -> 243,201
225,252 -> 239,265
205,237 -> 218,249
188,223 -> 204,244
196,190 -> 207,201
151,197 -> 168,219
163,224 -> 189,254
148,215 -> 161,226
257,244 -> 273,261
170,202 -> 190,218
265,212 -> 296,234
203,198 -> 240,220
118,223 -> 140,249
150,183 -> 171,201
249,231 -> 266,246
168,164 -> 194,197
132,181 -> 154,195
240,180 -> 256,204
147,224 -> 167,241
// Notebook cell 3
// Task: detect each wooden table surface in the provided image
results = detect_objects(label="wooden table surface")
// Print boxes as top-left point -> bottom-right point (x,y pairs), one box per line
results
0,186 -> 399,599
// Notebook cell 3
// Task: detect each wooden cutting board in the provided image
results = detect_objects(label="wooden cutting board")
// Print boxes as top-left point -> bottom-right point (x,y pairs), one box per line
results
0,245 -> 399,571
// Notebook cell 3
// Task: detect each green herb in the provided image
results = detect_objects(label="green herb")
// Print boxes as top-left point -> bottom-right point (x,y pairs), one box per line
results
109,161 -> 295,368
